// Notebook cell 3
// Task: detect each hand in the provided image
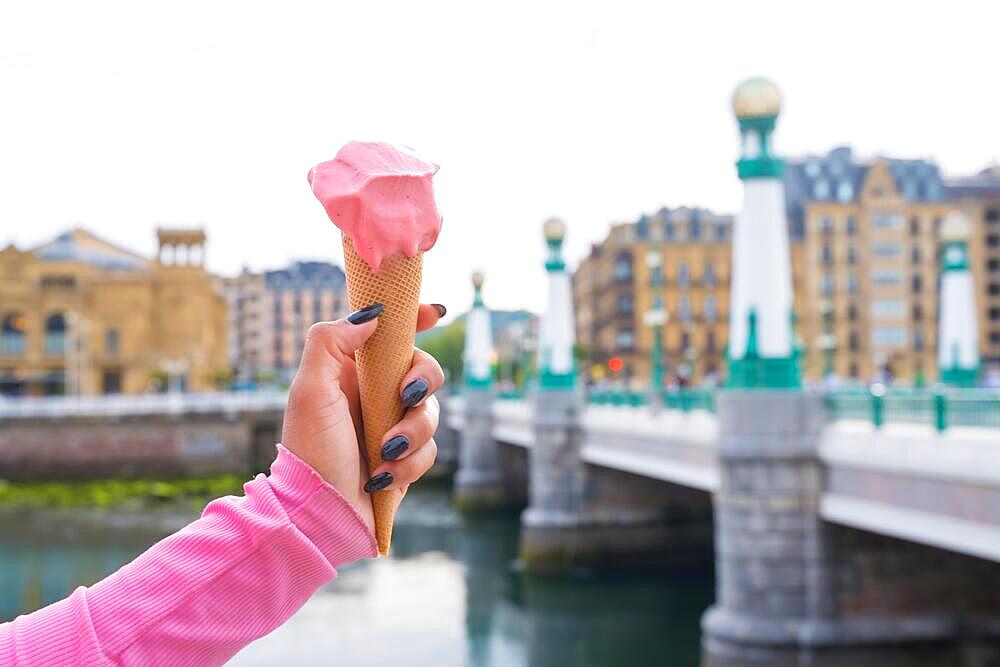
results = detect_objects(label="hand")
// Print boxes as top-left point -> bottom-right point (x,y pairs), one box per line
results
280,303 -> 447,536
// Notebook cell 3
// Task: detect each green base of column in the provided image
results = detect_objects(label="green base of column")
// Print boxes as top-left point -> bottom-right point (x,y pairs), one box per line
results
940,366 -> 979,387
725,355 -> 801,389
463,375 -> 493,390
538,369 -> 576,390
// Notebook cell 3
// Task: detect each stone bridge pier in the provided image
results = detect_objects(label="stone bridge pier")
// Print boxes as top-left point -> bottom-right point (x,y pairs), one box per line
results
702,391 -> 1000,667
518,390 -> 713,574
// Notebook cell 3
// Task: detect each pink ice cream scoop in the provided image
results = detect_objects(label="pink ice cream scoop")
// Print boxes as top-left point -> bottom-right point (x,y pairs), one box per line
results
308,141 -> 443,273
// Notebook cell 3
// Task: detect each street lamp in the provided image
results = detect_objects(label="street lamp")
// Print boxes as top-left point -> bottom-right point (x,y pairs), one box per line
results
644,250 -> 668,405
818,299 -> 836,379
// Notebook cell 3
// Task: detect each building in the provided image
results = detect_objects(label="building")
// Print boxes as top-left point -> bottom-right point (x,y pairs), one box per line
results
0,227 -> 229,396
790,148 -> 1000,381
574,151 -> 999,386
224,261 -> 348,384
573,207 -> 734,385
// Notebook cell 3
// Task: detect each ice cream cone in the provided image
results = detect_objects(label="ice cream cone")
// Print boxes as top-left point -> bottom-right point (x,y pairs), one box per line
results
342,235 -> 423,555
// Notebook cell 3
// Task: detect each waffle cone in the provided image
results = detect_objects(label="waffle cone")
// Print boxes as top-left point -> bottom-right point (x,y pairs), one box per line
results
342,236 -> 423,555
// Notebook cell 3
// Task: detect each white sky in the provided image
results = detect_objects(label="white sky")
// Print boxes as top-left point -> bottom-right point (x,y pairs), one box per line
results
1,1 -> 997,317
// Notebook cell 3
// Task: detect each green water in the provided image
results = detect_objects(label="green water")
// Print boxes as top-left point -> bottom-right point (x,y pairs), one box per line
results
0,483 -> 714,666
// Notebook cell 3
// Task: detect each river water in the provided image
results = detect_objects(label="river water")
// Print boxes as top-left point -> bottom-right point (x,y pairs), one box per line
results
0,483 -> 714,666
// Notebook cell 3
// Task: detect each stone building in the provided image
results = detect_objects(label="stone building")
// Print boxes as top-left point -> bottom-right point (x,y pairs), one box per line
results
224,261 -> 348,384
0,227 -> 228,396
573,207 -> 737,385
573,154 -> 1000,386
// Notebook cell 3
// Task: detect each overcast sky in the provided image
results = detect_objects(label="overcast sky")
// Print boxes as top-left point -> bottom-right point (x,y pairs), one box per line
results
1,1 -> 997,316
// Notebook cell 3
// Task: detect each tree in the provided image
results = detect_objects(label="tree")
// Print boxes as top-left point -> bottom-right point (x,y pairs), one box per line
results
417,319 -> 466,386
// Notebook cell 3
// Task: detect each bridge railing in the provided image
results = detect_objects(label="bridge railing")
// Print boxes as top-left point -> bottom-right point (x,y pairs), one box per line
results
586,387 -> 716,412
0,391 -> 290,419
825,386 -> 1000,432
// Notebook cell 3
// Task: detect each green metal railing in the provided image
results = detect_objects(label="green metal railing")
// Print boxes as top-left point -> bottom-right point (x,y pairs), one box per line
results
587,387 -> 716,413
825,386 -> 1000,432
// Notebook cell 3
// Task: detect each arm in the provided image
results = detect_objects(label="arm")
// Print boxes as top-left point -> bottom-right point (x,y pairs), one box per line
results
0,304 -> 445,666
0,446 -> 376,666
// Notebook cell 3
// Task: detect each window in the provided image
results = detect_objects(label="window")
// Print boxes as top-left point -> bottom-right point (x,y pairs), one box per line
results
716,224 -> 728,242
872,327 -> 907,347
847,246 -> 858,265
680,331 -> 690,352
911,246 -> 921,265
704,262 -> 717,288
990,308 -> 1000,321
871,270 -> 902,286
819,217 -> 833,234
871,214 -> 903,230
986,208 -> 1000,224
679,295 -> 692,321
821,244 -> 834,265
912,275 -> 923,293
821,273 -> 835,295
102,370 -> 122,395
616,292 -> 633,315
1,313 -> 26,355
706,330 -> 716,351
665,223 -> 675,241
847,303 -> 858,321
989,283 -> 1000,296
616,329 -> 635,350
913,304 -> 924,321
871,300 -> 905,317
105,328 -> 120,356
909,217 -> 920,236
848,331 -> 860,351
814,180 -> 830,200
677,263 -> 690,288
45,313 -> 67,355
990,259 -> 1000,272
846,274 -> 859,294
848,362 -> 859,378
837,181 -> 854,202
704,295 -> 717,322
988,234 -> 1000,247
871,242 -> 901,258
845,216 -> 857,236
914,331 -> 925,350
613,253 -> 633,281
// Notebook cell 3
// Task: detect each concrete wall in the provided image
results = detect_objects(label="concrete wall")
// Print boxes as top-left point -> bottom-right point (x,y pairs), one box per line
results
0,413 -> 282,480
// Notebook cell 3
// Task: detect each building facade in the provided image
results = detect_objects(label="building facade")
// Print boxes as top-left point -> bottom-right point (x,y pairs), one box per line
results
0,227 -> 229,396
224,261 -> 348,384
573,207 -> 734,385
574,153 -> 1000,386
790,149 -> 1000,382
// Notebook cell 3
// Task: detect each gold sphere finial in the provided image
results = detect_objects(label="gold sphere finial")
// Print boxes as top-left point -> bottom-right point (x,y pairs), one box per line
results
543,217 -> 566,242
732,77 -> 782,119
940,211 -> 972,242
471,271 -> 485,289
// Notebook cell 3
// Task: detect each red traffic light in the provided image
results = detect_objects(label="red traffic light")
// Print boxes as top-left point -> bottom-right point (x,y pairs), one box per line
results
608,357 -> 623,373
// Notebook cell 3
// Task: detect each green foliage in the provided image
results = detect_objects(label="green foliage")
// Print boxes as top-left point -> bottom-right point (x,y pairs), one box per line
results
0,475 -> 246,509
418,319 -> 466,384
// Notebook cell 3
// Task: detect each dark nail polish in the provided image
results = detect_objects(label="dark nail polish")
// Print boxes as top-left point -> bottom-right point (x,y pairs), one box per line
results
347,303 -> 384,325
364,471 -> 394,493
381,435 -> 410,461
401,378 -> 429,408
431,303 -> 447,318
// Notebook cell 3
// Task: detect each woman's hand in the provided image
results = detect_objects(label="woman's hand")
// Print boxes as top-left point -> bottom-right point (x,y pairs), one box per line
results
280,303 -> 447,535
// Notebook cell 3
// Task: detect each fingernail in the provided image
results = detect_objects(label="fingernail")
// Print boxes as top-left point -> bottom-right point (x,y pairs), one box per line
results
381,435 -> 409,461
402,378 -> 429,408
431,303 -> 447,318
364,471 -> 394,493
347,303 -> 384,325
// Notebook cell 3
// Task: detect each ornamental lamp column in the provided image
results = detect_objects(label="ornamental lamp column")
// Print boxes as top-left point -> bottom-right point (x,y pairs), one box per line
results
725,77 -> 799,389
937,211 -> 980,386
455,271 -> 506,511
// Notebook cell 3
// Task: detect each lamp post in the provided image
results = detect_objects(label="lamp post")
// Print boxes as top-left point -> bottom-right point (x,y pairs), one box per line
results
644,249 -> 667,409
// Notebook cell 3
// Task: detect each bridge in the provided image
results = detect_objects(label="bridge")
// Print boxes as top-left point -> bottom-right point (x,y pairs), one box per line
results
445,386 -> 1000,666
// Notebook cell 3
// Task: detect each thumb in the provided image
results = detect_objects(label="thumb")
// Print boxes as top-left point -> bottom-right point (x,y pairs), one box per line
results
298,315 -> 379,379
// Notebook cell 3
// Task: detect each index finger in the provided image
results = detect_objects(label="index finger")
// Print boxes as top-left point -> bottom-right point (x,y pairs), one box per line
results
416,303 -> 446,332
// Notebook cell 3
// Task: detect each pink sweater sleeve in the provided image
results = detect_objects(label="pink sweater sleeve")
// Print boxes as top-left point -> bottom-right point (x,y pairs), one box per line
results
0,445 -> 378,666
